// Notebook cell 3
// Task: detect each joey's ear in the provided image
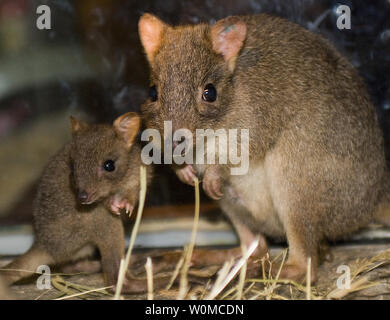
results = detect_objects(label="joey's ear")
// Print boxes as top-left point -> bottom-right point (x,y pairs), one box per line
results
210,16 -> 247,72
70,116 -> 88,134
138,13 -> 167,64
114,112 -> 141,149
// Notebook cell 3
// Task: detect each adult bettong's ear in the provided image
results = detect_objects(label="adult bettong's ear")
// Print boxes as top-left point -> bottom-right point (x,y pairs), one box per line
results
113,112 -> 141,149
210,16 -> 247,72
138,13 -> 168,64
70,116 -> 88,135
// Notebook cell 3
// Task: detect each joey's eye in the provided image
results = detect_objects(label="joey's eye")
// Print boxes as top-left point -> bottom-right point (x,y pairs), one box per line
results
148,85 -> 158,102
103,160 -> 115,172
202,83 -> 217,102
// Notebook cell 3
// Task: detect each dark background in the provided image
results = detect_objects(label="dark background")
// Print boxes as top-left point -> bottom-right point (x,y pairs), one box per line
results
0,0 -> 389,224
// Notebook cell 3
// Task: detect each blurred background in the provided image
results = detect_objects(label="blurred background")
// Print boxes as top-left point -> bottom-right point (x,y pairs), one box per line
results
0,0 -> 389,249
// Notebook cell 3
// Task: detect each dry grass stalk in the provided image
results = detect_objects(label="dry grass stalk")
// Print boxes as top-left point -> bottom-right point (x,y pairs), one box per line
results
236,244 -> 248,300
177,177 -> 200,300
34,289 -> 52,300
55,285 -> 113,300
145,257 -> 154,300
246,277 -> 321,299
205,239 -> 259,300
326,249 -> 390,299
264,249 -> 287,300
208,260 -> 234,298
51,276 -> 75,297
306,257 -> 311,300
243,282 -> 256,296
200,279 -> 212,300
351,249 -> 390,281
326,276 -> 375,299
165,251 -> 185,290
50,275 -> 112,300
218,284 -> 235,300
114,165 -> 148,300
0,266 -> 95,278
47,246 -> 389,300
0,267 -> 36,277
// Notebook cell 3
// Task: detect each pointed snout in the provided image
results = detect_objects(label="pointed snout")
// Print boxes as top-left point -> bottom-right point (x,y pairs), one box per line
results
77,190 -> 95,205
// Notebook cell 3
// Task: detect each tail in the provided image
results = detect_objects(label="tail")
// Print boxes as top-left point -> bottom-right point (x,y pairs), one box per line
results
0,246 -> 53,285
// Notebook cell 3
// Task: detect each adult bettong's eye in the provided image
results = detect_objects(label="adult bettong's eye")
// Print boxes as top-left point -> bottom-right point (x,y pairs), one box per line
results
103,160 -> 115,172
202,83 -> 217,102
148,85 -> 158,102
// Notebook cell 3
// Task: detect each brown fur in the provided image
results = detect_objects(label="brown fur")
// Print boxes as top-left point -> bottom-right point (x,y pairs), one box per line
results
139,13 -> 390,282
1,113 -> 153,291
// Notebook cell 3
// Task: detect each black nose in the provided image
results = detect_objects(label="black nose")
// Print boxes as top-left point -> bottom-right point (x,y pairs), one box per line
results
78,191 -> 89,203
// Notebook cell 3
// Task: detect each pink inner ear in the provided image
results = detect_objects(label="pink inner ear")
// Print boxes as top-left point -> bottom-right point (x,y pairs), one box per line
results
141,23 -> 160,54
139,14 -> 166,62
115,114 -> 140,147
212,20 -> 247,62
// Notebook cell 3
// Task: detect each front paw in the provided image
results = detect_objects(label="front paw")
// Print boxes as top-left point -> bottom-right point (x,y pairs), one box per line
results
202,166 -> 224,200
109,196 -> 134,217
174,164 -> 197,186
